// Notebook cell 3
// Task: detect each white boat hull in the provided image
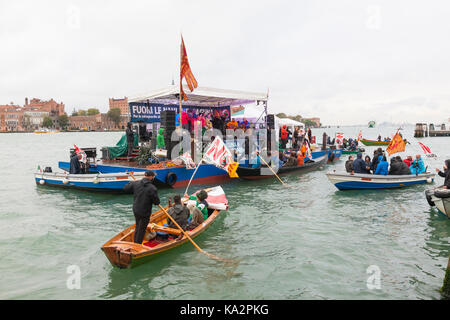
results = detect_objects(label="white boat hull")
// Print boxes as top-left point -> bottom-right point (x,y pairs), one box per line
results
34,171 -> 145,192
327,171 -> 435,190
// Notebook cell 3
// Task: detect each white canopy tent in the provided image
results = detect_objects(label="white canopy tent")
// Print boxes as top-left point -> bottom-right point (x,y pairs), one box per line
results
277,117 -> 305,129
231,104 -> 267,123
129,84 -> 268,107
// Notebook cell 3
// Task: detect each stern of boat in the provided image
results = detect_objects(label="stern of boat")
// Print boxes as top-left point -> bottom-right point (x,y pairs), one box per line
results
101,245 -> 134,269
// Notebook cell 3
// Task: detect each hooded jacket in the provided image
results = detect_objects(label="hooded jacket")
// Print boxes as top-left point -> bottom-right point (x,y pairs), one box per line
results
167,203 -> 190,231
437,159 -> 450,188
353,153 -> 367,174
410,157 -> 426,175
156,128 -> 165,149
375,155 -> 389,175
345,158 -> 354,173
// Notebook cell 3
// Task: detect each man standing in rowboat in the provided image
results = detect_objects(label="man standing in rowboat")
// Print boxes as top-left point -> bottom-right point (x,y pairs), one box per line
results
123,170 -> 160,244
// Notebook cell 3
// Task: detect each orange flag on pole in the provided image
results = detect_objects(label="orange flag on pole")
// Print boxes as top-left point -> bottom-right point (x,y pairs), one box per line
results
180,36 -> 198,101
386,131 -> 405,155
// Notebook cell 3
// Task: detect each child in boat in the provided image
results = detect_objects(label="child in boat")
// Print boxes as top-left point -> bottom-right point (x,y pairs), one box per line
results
186,189 -> 209,221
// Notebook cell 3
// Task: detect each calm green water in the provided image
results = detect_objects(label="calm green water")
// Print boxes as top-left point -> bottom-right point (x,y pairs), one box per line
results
0,126 -> 449,299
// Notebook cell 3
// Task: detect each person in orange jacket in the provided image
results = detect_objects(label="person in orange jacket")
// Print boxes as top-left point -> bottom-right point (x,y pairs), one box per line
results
297,151 -> 305,166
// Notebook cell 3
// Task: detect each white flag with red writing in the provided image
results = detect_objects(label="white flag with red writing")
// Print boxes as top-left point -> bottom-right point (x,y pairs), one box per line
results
336,132 -> 344,147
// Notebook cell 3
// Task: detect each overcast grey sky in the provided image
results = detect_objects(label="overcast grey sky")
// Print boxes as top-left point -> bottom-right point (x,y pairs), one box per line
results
1,0 -> 449,125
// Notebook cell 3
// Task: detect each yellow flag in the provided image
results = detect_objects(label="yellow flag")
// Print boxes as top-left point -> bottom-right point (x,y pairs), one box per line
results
227,161 -> 239,178
386,132 -> 405,155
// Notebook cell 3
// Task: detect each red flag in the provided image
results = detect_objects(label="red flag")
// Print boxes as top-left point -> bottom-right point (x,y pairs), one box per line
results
386,132 -> 405,155
180,36 -> 198,101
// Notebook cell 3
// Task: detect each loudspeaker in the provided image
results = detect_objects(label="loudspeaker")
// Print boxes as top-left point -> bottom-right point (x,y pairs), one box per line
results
161,111 -> 176,160
266,114 -> 275,129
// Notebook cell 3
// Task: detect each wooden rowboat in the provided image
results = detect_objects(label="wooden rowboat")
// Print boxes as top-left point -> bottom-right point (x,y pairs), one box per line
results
101,186 -> 228,268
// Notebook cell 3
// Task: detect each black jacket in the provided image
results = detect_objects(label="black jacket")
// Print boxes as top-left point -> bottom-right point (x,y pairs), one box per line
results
438,160 -> 450,188
389,161 -> 411,175
167,204 -> 190,231
123,179 -> 160,218
69,154 -> 81,174
126,127 -> 134,143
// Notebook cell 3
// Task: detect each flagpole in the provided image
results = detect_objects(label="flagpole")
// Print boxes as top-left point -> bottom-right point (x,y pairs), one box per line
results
179,34 -> 183,131
184,155 -> 205,196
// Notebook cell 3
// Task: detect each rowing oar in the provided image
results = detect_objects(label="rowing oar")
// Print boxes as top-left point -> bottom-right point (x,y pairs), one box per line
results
257,155 -> 287,186
128,171 -> 233,263
157,204 -> 232,263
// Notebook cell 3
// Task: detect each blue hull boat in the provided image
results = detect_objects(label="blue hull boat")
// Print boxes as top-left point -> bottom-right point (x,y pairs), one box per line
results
326,171 -> 435,190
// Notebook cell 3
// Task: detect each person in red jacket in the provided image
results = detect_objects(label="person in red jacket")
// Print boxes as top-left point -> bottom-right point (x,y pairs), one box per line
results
280,125 -> 288,150
181,109 -> 190,131
403,155 -> 413,167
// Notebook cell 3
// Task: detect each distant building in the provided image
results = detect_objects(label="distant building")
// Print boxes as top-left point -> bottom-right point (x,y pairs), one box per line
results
109,97 -> 129,115
25,98 -> 65,117
68,113 -> 127,131
0,104 -> 24,132
23,109 -> 49,130
69,114 -> 102,131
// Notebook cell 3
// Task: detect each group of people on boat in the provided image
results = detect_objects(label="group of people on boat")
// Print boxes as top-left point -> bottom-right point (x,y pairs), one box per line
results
341,138 -> 359,151
345,148 -> 428,176
279,125 -> 312,151
176,108 -> 235,134
122,169 -> 212,244
377,134 -> 392,142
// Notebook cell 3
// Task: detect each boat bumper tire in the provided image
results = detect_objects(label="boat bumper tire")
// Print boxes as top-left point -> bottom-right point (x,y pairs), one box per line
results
165,172 -> 177,187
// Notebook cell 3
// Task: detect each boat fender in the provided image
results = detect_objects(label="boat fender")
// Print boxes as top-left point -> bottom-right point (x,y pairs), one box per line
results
39,179 -> 45,185
165,172 -> 177,187
434,188 -> 450,199
426,177 -> 433,183
93,177 -> 100,184
62,178 -> 69,184
425,189 -> 435,206
329,152 -> 335,162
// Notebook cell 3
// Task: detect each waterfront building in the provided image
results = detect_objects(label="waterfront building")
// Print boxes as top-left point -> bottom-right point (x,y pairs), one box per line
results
25,98 -> 65,117
0,104 -> 24,132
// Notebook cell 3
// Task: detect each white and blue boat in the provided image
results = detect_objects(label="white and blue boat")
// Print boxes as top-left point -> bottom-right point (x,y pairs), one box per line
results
326,170 -> 435,190
34,170 -> 146,192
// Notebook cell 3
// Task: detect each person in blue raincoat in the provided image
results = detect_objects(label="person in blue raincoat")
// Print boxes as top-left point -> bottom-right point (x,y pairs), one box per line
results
374,155 -> 389,175
410,154 -> 426,175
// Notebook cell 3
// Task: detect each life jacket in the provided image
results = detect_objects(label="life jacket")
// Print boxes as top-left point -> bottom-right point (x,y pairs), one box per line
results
297,154 -> 304,166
